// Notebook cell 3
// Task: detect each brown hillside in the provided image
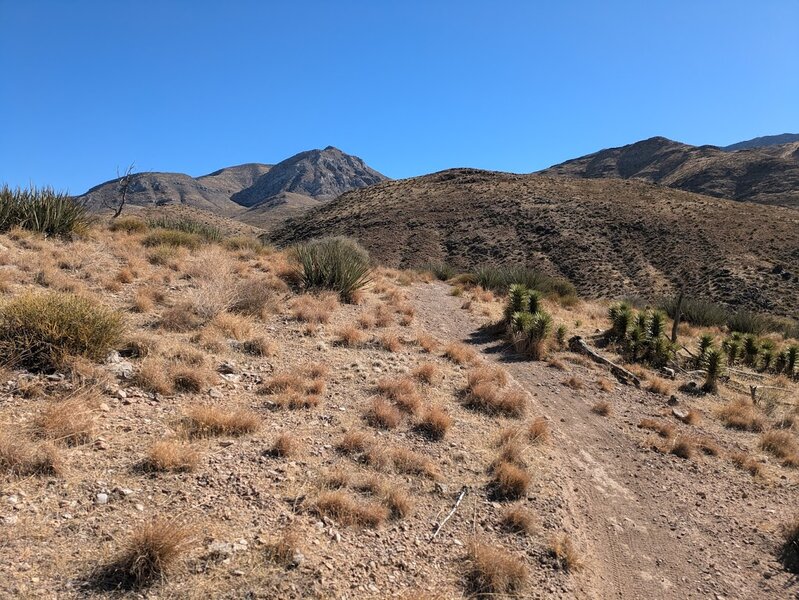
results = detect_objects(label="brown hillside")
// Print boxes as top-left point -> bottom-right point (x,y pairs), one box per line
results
270,169 -> 799,316
541,136 -> 799,208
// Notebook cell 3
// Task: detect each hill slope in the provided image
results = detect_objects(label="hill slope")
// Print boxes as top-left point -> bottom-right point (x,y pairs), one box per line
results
723,133 -> 799,151
271,169 -> 799,315
541,136 -> 799,208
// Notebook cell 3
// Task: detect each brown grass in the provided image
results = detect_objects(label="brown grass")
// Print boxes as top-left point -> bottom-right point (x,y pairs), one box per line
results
357,313 -> 376,329
378,332 -> 402,352
638,418 -> 675,438
34,394 -> 96,445
261,372 -> 306,394
670,435 -> 695,459
759,430 -> 799,463
412,362 -> 439,384
548,534 -> 582,572
467,365 -> 508,389
416,405 -> 452,440
182,406 -> 261,437
491,461 -> 530,500
291,293 -> 338,324
208,312 -> 253,341
778,514 -> 799,573
377,377 -> 420,414
264,530 -> 301,567
134,360 -> 174,395
596,377 -> 614,392
366,397 -> 402,429
464,541 -> 527,596
335,324 -> 367,347
562,376 -> 584,390
547,358 -> 566,370
696,437 -> 721,456
416,332 -> 440,353
730,452 -> 762,476
305,362 -> 329,379
591,400 -> 611,416
466,382 -> 526,417
373,304 -> 393,327
158,303 -> 202,332
718,400 -> 765,432
131,289 -> 155,313
143,440 -> 200,472
337,430 -> 370,455
647,376 -> 672,396
312,491 -> 389,527
390,447 -> 438,478
271,390 -> 321,410
527,417 -> 550,444
501,504 -> 536,535
241,336 -> 275,357
170,365 -> 212,393
443,342 -> 477,365
0,430 -> 62,476
104,519 -> 195,587
270,432 -> 299,458
676,409 -> 701,425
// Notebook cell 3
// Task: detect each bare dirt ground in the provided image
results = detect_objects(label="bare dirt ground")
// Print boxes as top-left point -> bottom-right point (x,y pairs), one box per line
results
409,282 -> 799,599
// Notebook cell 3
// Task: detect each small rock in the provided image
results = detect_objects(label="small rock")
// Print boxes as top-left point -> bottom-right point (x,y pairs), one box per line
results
117,389 -> 127,399
95,493 -> 109,505
99,403 -> 111,412
208,388 -> 223,399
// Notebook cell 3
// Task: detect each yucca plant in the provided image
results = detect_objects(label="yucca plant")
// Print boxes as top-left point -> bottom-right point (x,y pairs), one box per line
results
0,185 -> 89,237
648,311 -> 667,340
742,334 -> 760,367
555,324 -> 568,348
520,311 -> 553,360
527,290 -> 543,315
723,335 -> 742,366
647,336 -> 674,368
697,334 -> 714,366
504,284 -> 531,324
702,347 -> 725,393
294,236 -> 372,302
787,346 -> 798,378
608,303 -> 633,341
759,339 -> 776,372
510,311 -> 534,334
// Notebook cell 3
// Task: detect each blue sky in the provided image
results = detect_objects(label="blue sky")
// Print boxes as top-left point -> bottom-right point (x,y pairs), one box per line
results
1,1 -> 797,194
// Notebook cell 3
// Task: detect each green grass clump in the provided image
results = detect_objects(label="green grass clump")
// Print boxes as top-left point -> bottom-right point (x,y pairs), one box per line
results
0,292 -> 124,372
223,236 -> 268,253
0,185 -> 89,237
660,296 -> 729,327
420,262 -> 456,281
146,217 -> 223,242
472,265 -> 575,299
109,216 -> 148,233
294,236 -> 372,302
142,229 -> 203,249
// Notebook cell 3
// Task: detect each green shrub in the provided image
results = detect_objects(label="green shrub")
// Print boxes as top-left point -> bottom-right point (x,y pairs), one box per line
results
421,263 -> 456,281
607,304 -> 673,367
223,236 -> 267,253
660,296 -> 729,327
608,303 -> 633,341
294,236 -> 372,302
146,217 -> 222,242
722,335 -> 742,365
759,339 -> 776,371
473,265 -> 575,298
727,310 -> 769,335
109,216 -> 148,233
510,309 -> 552,360
787,346 -> 798,378
142,229 -> 203,249
0,185 -> 89,237
555,324 -> 568,348
742,335 -> 760,366
0,292 -> 124,372
702,348 -> 725,393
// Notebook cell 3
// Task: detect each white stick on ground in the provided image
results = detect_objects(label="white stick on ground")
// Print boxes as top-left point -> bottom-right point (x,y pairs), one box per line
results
431,486 -> 469,540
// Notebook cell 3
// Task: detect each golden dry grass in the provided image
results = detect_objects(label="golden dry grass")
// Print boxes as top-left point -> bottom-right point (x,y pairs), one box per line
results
466,365 -> 508,389
596,377 -> 614,392
501,504 -> 536,535
759,430 -> 799,463
376,377 -> 420,414
182,406 -> 261,437
562,376 -> 584,390
465,382 -> 526,417
491,460 -> 530,501
779,514 -> 799,573
548,533 -> 582,572
366,397 -> 402,429
337,430 -> 370,455
464,541 -> 527,596
134,359 -> 174,395
291,293 -> 338,324
647,376 -> 672,396
312,490 -> 389,528
591,400 -> 611,416
390,447 -> 438,478
0,430 -> 62,476
443,342 -> 477,365
717,400 -> 765,432
143,440 -> 200,472
335,324 -> 367,347
638,418 -> 675,439
416,405 -> 452,440
270,432 -> 299,458
411,362 -> 439,384
378,332 -> 402,352
730,452 -> 762,476
264,530 -> 301,567
670,435 -> 696,459
416,332 -> 440,353
241,336 -> 275,357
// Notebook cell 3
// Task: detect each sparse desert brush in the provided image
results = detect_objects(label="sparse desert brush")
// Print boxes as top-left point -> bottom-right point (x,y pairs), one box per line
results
0,185 -> 89,236
675,408 -> 701,425
596,377 -> 614,392
158,302 -> 203,332
416,331 -> 439,353
261,372 -> 306,394
145,243 -> 187,268
319,468 -> 351,489
647,376 -> 672,396
717,400 -> 764,432
495,440 -> 525,467
591,400 -> 611,416
416,405 -> 452,440
142,228 -> 203,250
182,406 -> 261,437
264,530 -> 301,567
143,440 -> 200,472
412,362 -> 439,384
109,216 -> 148,234
547,358 -> 566,370
759,430 -> 799,462
548,534 -> 582,572
501,504 -> 536,535
444,342 -> 477,365
491,460 -> 530,500
464,541 -> 527,596
390,447 -> 438,478
305,362 -> 329,379
366,397 -> 402,429
398,313 -> 414,327
378,332 -> 403,352
336,430 -> 371,455
169,364 -> 213,393
312,490 -> 388,527
102,518 -> 195,587
527,417 -> 550,444
272,390 -> 321,410
669,435 -> 696,459
373,304 -> 394,327
131,288 -> 155,313
34,394 -> 96,445
467,365 -> 508,388
241,335 -> 275,356
778,514 -> 799,573
380,485 -> 413,519
0,292 -> 124,372
223,235 -> 265,253
335,324 -> 367,347
294,236 -> 372,301
357,313 -> 376,329
638,418 -> 675,438
269,432 -> 300,458
695,437 -> 721,456
562,376 -> 584,390
466,382 -> 526,417
376,377 -> 420,413
115,267 -> 135,284
291,293 -> 338,323
231,276 -> 286,316
0,430 -> 62,476
730,452 -> 762,476
208,311 -> 253,340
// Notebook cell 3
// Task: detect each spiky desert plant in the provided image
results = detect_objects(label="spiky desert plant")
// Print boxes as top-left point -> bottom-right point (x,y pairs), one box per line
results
294,236 -> 372,302
742,334 -> 760,367
647,335 -> 673,368
608,303 -> 633,341
648,310 -> 667,340
555,324 -> 567,348
0,185 -> 89,236
759,339 -> 776,371
526,289 -> 542,315
723,335 -> 742,366
504,284 -> 531,324
510,310 -> 534,334
702,347 -> 725,393
785,345 -> 798,378
521,311 -> 552,360
697,333 -> 714,366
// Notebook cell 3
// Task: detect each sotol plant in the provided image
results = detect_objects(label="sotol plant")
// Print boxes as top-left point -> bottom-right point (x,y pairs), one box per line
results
702,347 -> 725,393
294,236 -> 372,302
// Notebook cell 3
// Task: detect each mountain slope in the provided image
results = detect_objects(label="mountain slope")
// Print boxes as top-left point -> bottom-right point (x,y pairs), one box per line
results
541,136 -> 799,207
723,133 -> 799,151
231,146 -> 387,208
270,169 -> 799,316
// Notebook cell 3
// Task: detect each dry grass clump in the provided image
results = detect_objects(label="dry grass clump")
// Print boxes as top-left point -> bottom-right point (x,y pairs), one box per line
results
269,432 -> 300,458
695,437 -> 721,456
591,400 -> 611,416
491,461 -> 531,500
312,491 -> 389,528
759,430 -> 799,464
466,382 -> 526,417
231,276 -> 286,317
669,435 -> 696,459
548,534 -> 582,572
390,447 -> 438,478
34,394 -> 96,445
411,362 -> 439,384
131,288 -> 155,313
378,332 -> 403,352
596,377 -> 614,392
102,519 -> 195,587
264,530 -> 301,567
366,397 -> 402,429
271,390 -> 321,410
501,504 -> 536,535
143,440 -> 200,472
464,541 -> 527,596
170,365 -> 212,393
336,430 -> 370,455
730,452 -> 762,476
527,417 -> 550,444
638,418 -> 675,438
134,358 -> 173,395
357,313 -> 376,329
416,332 -> 440,353
373,304 -> 393,327
547,358 -> 566,370
562,376 -> 584,390
305,362 -> 329,378
718,400 -> 765,432
241,335 -> 275,357
467,365 -> 508,388
208,312 -> 253,340
335,324 -> 367,347
443,342 -> 477,365
291,293 -> 338,324
778,514 -> 799,574
0,430 -> 62,476
416,405 -> 452,440
647,376 -> 672,396
158,303 -> 203,332
182,406 -> 261,438
377,377 -> 420,414
261,372 -> 306,394
674,409 -> 701,425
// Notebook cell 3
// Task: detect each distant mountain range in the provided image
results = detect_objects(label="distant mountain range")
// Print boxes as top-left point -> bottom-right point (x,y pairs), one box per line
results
722,133 -> 799,152
78,146 -> 387,227
541,136 -> 799,207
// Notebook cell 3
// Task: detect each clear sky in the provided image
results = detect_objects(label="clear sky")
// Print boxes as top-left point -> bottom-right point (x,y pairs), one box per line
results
1,1 -> 797,194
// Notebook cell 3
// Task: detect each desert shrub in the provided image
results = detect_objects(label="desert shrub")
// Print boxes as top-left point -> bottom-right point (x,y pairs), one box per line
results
294,236 -> 371,301
464,541 -> 527,596
0,185 -> 90,236
696,333 -> 715,366
141,229 -> 203,249
507,299 -> 552,360
223,236 -> 265,252
0,292 -> 123,371
727,310 -> 769,335
109,216 -> 148,233
473,264 -> 575,298
420,262 -> 456,281
779,515 -> 799,573
147,216 -> 222,242
606,303 -> 674,367
660,295 -> 729,327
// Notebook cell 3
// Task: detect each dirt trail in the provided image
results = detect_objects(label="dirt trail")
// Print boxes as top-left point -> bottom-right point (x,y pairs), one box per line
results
409,282 -> 792,600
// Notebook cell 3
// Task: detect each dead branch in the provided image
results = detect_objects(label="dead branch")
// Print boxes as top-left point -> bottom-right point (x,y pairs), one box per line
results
568,336 -> 641,387
431,485 -> 468,540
